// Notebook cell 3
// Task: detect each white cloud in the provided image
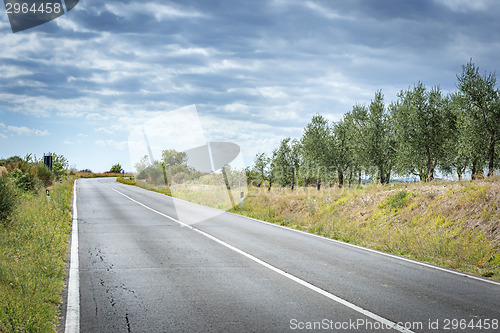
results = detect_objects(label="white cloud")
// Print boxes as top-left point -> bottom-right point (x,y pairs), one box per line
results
104,2 -> 207,21
95,139 -> 128,150
7,126 -> 49,136
0,65 -> 33,78
95,127 -> 114,134
303,1 -> 344,20
227,86 -> 289,99
436,0 -> 492,12
0,133 -> 7,139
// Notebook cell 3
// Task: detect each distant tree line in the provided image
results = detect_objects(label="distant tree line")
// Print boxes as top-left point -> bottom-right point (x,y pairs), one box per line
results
247,60 -> 500,189
134,149 -> 201,185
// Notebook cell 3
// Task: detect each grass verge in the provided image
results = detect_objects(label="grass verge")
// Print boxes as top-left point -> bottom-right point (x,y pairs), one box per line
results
231,178 -> 500,281
116,177 -> 172,196
0,178 -> 74,332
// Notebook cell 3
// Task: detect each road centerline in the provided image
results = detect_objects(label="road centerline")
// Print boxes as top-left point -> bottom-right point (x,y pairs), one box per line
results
106,183 -> 414,333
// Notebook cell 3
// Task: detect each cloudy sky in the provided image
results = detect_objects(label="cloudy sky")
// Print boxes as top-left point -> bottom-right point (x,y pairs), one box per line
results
1,0 -> 499,172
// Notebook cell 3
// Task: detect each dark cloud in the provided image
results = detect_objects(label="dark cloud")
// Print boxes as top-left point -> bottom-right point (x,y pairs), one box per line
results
1,0 -> 499,170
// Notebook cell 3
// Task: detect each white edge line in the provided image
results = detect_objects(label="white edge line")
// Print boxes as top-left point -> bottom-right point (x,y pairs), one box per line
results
106,184 -> 414,333
65,179 -> 80,333
113,180 -> 500,287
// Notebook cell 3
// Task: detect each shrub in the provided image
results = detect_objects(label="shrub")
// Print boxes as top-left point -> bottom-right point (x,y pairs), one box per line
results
110,163 -> 123,173
0,176 -> 16,224
117,177 -> 136,186
9,169 -> 36,192
382,190 -> 413,211
35,164 -> 54,188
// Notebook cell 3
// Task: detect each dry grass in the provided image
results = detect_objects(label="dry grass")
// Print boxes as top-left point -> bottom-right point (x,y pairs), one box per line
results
231,178 -> 500,280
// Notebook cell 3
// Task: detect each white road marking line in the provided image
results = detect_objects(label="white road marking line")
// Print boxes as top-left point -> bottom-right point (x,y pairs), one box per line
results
65,180 -> 80,333
106,184 -> 414,333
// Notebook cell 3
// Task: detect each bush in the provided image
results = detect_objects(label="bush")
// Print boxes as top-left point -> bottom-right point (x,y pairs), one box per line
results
117,177 -> 136,186
110,163 -> 123,173
35,164 -> 54,188
9,168 -> 36,192
0,176 -> 16,224
137,164 -> 166,185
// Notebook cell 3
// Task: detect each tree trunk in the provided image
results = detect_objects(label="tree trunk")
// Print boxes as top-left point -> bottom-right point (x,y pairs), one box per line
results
471,158 -> 478,180
338,170 -> 344,188
426,154 -> 434,182
316,177 -> 321,191
488,136 -> 495,177
358,170 -> 362,185
457,168 -> 462,181
222,167 -> 236,208
385,170 -> 391,184
379,165 -> 385,184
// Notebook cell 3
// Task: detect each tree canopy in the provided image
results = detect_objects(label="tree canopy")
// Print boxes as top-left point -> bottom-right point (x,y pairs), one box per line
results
251,60 -> 499,188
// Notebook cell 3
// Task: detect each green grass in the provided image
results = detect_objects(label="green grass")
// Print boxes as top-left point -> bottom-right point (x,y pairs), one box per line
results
0,178 -> 74,332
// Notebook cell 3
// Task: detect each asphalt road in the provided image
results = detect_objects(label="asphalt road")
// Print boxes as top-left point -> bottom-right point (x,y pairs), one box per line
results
67,178 -> 500,332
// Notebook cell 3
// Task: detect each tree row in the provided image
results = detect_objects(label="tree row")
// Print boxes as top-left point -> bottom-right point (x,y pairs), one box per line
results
248,61 -> 500,189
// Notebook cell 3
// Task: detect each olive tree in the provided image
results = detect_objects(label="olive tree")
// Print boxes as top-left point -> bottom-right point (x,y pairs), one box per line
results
457,60 -> 500,177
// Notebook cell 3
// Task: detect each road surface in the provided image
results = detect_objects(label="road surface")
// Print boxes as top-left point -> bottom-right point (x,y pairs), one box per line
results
65,178 -> 500,332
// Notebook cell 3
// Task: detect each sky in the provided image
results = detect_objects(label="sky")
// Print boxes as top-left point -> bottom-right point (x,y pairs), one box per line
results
1,0 -> 499,172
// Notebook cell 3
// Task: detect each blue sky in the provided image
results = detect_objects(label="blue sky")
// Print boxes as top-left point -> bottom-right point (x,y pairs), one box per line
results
1,0 -> 500,172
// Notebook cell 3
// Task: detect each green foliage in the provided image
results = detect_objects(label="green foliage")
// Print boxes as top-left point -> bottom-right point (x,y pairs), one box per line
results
301,114 -> 332,188
0,155 -> 22,167
363,91 -> 396,183
136,162 -> 165,185
116,176 -> 136,185
162,149 -> 188,167
382,190 -> 413,211
34,163 -> 55,188
135,150 -> 199,186
251,61 -> 500,183
457,60 -> 500,177
252,152 -> 272,188
391,83 -> 452,181
134,155 -> 150,174
109,163 -> 123,173
9,168 -> 37,192
44,152 -> 69,179
271,138 -> 301,188
0,176 -> 16,224
330,119 -> 353,187
0,178 -> 74,332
